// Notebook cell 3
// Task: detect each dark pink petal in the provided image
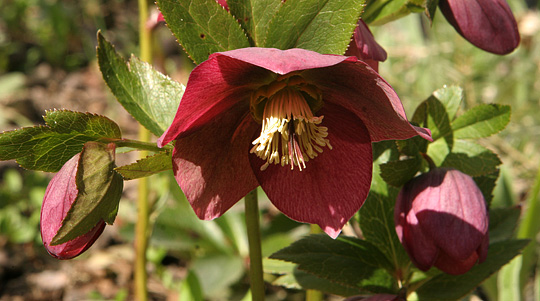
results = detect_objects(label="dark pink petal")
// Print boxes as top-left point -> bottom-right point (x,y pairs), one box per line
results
218,47 -> 356,75
396,184 -> 438,271
303,62 -> 431,142
434,247 -> 479,275
158,54 -> 274,147
440,0 -> 520,55
250,103 -> 372,238
40,153 -> 105,259
345,20 -> 387,71
413,169 -> 488,260
172,101 -> 260,220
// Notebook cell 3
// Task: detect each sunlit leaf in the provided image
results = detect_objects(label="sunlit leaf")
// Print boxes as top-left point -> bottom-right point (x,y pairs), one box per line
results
97,33 -> 185,136
115,151 -> 172,180
452,104 -> 511,139
263,0 -> 365,54
156,0 -> 250,64
0,110 -> 121,172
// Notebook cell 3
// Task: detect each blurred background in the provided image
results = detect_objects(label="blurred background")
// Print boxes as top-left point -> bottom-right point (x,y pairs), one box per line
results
0,0 -> 539,300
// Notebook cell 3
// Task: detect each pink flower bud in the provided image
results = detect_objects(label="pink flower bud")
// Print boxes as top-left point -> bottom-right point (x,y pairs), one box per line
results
40,153 -> 105,260
394,168 -> 489,275
345,20 -> 387,72
439,0 -> 520,55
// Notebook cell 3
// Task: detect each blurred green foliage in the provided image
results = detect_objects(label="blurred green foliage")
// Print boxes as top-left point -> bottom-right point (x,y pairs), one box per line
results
0,0 -> 138,72
0,168 -> 48,244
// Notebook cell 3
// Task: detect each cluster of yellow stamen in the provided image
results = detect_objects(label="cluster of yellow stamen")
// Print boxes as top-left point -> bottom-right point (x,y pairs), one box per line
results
250,74 -> 332,171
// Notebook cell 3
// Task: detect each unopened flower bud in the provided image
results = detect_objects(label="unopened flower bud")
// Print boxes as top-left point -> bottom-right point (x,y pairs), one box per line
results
40,153 -> 106,260
439,0 -> 520,55
345,20 -> 387,72
394,168 -> 489,275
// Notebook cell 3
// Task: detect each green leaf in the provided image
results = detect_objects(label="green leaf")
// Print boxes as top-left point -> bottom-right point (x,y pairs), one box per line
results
263,0 -> 365,54
0,110 -> 121,172
414,240 -> 529,301
192,255 -> 245,297
396,136 -> 428,157
115,151 -> 172,180
489,207 -> 521,243
425,138 -> 449,166
380,157 -> 422,187
97,33 -> 185,136
359,164 -> 410,271
265,258 -> 365,296
440,140 -> 501,177
270,234 -> 396,293
52,142 -> 123,245
432,85 -> 462,121
363,0 -> 424,25
452,104 -> 511,139
412,94 -> 453,146
424,0 -> 439,24
227,0 -> 282,45
179,270 -> 204,301
156,0 -> 250,64
473,170 -> 499,207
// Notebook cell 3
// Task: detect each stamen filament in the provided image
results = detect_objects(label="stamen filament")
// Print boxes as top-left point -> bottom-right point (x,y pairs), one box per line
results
249,77 -> 332,171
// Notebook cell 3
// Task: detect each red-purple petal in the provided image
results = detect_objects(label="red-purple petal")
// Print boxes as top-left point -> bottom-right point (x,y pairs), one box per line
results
303,62 -> 431,142
249,103 -> 372,238
172,101 -> 260,220
158,54 -> 274,147
439,0 -> 520,55
413,170 -> 488,260
345,20 -> 388,68
40,153 -> 105,259
217,47 -> 356,75
396,184 -> 438,271
434,247 -> 479,275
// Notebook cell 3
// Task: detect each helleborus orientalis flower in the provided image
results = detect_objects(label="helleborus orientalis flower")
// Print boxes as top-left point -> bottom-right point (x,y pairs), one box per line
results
345,20 -> 388,72
394,168 -> 489,275
40,153 -> 106,259
439,0 -> 520,55
158,47 -> 431,238
40,142 -> 122,259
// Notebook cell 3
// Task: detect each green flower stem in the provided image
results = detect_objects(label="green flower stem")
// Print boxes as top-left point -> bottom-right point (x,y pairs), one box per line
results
103,138 -> 172,153
135,0 -> 152,300
306,224 -> 323,301
245,189 -> 265,300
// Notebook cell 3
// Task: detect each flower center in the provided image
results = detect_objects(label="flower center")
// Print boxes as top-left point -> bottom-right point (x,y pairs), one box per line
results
250,74 -> 332,171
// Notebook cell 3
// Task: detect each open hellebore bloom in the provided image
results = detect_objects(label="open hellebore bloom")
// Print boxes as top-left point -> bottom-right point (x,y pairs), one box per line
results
159,47 -> 431,238
345,20 -> 388,72
439,0 -> 520,55
394,168 -> 489,275
40,153 -> 106,259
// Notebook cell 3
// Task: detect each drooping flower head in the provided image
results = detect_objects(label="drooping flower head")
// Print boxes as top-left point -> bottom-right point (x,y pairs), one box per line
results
159,47 -> 431,238
40,153 -> 106,259
345,19 -> 388,72
439,0 -> 520,55
394,168 -> 489,275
